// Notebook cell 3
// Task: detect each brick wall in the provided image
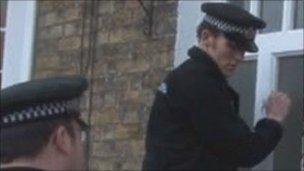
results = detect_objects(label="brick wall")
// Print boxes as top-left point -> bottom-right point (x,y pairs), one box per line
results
33,1 -> 178,170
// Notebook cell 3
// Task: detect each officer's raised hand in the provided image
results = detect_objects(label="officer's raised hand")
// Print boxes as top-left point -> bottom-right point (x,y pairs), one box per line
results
265,91 -> 292,123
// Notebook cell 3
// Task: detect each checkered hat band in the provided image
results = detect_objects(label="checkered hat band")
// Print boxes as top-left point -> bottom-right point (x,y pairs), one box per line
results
203,14 -> 246,34
1,100 -> 78,126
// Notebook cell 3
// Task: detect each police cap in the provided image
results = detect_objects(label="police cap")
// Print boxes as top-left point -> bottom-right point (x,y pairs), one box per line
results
1,75 -> 88,128
201,3 -> 266,52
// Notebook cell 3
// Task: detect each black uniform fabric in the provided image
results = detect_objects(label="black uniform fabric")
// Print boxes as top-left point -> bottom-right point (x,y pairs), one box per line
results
143,46 -> 283,170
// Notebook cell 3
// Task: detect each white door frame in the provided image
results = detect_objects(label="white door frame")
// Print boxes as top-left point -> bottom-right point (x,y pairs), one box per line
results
253,29 -> 303,171
174,0 -> 304,170
1,0 -> 37,88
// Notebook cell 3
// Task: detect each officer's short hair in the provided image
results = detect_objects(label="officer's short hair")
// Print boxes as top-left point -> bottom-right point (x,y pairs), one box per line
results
196,20 -> 221,40
0,117 -> 76,163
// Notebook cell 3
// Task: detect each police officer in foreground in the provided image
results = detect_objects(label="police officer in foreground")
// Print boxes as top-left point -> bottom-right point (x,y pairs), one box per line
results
1,76 -> 89,171
143,3 -> 291,170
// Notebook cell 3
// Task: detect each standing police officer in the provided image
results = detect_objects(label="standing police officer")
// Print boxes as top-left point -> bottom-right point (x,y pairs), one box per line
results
1,76 -> 89,171
143,3 -> 291,170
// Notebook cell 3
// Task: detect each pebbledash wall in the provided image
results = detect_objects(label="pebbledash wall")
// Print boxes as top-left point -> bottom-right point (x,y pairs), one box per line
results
32,1 -> 178,170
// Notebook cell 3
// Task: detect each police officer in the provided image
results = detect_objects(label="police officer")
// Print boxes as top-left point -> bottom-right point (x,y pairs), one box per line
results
143,3 -> 291,170
1,76 -> 89,171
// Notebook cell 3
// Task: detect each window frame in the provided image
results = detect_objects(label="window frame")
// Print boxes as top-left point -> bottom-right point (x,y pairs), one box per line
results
1,0 -> 37,88
0,1 -> 7,87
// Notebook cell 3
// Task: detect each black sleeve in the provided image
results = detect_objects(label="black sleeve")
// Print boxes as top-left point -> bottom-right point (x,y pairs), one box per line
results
174,73 -> 283,167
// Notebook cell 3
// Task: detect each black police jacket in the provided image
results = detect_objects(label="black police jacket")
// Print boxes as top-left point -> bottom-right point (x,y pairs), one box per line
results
142,46 -> 283,170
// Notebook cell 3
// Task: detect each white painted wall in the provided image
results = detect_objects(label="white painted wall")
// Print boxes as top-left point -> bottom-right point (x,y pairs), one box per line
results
174,0 -> 203,67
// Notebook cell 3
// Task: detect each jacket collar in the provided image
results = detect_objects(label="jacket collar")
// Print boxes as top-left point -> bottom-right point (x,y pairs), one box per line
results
188,46 -> 240,113
187,46 -> 227,84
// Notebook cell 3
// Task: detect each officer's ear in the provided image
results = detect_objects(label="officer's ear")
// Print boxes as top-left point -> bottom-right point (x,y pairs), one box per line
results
200,29 -> 216,48
201,29 -> 209,41
52,125 -> 74,155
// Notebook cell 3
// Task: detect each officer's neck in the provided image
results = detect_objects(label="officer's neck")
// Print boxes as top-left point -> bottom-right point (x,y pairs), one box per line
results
198,43 -> 217,61
198,44 -> 231,78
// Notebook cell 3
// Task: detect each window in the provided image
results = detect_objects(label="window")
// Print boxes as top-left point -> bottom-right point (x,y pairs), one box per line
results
294,0 -> 304,29
0,0 -> 7,87
274,55 -> 303,171
1,1 -> 36,88
260,0 -> 284,33
0,1 -> 7,27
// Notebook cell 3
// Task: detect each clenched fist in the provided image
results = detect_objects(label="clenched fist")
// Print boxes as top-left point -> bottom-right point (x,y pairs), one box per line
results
265,91 -> 291,123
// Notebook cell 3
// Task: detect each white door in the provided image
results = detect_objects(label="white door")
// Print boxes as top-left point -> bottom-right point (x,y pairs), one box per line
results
251,1 -> 303,170
174,0 -> 304,170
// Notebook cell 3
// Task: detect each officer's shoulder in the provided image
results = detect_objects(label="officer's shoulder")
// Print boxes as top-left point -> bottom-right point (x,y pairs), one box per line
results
170,58 -> 210,82
161,59 -> 214,94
